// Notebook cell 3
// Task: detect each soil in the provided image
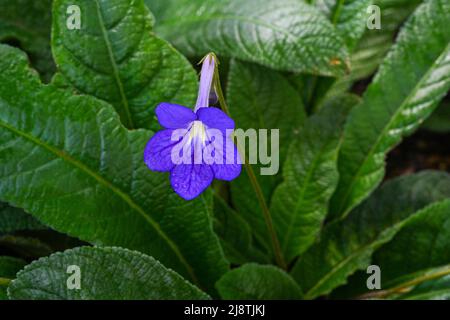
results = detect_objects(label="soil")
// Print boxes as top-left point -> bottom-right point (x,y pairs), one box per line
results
386,130 -> 450,180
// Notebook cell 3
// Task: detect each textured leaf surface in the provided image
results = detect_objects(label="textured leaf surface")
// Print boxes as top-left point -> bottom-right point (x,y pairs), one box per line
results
0,256 -> 26,300
344,0 -> 423,82
271,95 -> 358,263
0,203 -> 45,234
213,195 -> 269,265
149,0 -> 349,76
227,60 -> 305,248
330,0 -> 450,218
291,171 -> 450,299
216,263 -> 302,300
0,45 -> 227,292
316,0 -> 372,50
8,246 -> 209,300
0,0 -> 55,81
52,0 -> 198,130
313,0 -> 422,104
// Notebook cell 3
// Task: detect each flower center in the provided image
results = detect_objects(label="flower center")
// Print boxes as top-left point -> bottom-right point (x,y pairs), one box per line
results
188,120 -> 207,144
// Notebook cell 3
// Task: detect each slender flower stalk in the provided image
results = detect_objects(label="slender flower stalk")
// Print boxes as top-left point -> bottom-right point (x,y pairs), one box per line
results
211,57 -> 287,270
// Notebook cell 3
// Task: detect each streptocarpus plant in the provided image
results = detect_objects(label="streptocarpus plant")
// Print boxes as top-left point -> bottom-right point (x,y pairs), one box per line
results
0,0 -> 449,300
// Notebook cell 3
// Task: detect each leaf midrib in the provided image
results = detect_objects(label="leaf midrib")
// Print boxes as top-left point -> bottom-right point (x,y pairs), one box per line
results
0,119 -> 197,285
93,0 -> 134,129
335,42 -> 450,217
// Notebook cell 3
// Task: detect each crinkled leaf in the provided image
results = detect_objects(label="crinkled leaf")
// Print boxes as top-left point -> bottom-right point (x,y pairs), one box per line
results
0,203 -> 45,234
271,95 -> 359,263
52,0 -> 198,130
8,246 -> 209,300
216,263 -> 302,300
316,0 -> 372,50
0,45 -> 227,293
291,171 -> 450,299
327,0 -> 424,100
0,0 -> 55,81
227,60 -> 305,250
148,0 -> 349,76
330,0 -> 450,218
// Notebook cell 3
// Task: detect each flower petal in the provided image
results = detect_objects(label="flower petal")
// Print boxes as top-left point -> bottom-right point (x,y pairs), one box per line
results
196,107 -> 235,135
170,164 -> 214,200
212,144 -> 242,181
144,129 -> 182,172
155,102 -> 197,129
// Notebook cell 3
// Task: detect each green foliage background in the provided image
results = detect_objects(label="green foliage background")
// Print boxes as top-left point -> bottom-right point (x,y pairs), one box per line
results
0,0 -> 449,300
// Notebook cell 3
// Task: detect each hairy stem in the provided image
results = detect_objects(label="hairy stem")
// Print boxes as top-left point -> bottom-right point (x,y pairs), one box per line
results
211,56 -> 286,269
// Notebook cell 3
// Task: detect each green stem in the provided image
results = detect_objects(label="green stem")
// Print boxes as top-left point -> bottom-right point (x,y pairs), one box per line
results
211,57 -> 287,269
0,277 -> 11,287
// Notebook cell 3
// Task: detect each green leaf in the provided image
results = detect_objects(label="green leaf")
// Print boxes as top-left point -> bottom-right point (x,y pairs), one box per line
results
8,246 -> 210,300
330,0 -> 450,218
344,0 -> 423,82
0,45 -> 227,293
149,0 -> 349,76
372,200 -> 450,290
0,0 -> 55,82
397,273 -> 450,300
422,101 -> 450,133
227,60 -> 306,249
291,171 -> 450,299
216,263 -> 302,300
52,0 -> 198,130
316,0 -> 372,50
0,203 -> 45,234
0,256 -> 26,300
213,194 -> 269,265
271,95 -> 359,263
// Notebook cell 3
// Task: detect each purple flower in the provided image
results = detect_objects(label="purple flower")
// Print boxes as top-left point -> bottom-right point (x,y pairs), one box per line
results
144,54 -> 242,200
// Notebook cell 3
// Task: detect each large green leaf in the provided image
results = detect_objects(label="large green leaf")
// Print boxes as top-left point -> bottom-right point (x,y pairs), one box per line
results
271,95 -> 358,263
213,195 -> 269,265
325,0 -> 423,100
0,256 -> 26,300
8,246 -> 209,300
148,0 -> 349,76
0,0 -> 55,82
372,200 -> 450,290
52,0 -> 197,130
291,171 -> 450,299
330,0 -> 450,218
216,263 -> 302,300
0,45 -> 227,292
227,60 -> 306,249
316,0 -> 372,50
0,203 -> 45,234
396,273 -> 450,300
333,200 -> 450,299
